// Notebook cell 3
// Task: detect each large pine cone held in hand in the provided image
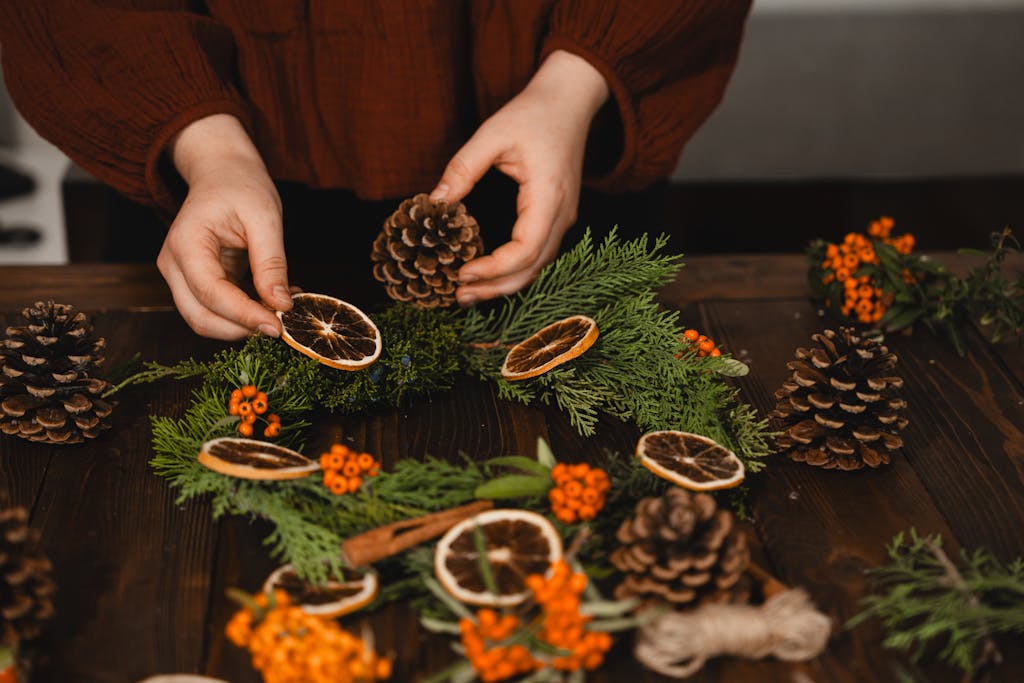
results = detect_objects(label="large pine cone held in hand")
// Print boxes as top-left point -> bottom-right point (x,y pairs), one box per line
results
371,193 -> 483,308
611,488 -> 750,609
0,301 -> 113,445
771,327 -> 908,470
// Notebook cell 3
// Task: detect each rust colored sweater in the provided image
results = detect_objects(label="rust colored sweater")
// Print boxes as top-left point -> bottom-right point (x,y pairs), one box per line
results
0,1 -> 750,213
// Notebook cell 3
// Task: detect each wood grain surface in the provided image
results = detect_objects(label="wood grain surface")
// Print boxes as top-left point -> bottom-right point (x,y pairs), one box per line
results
0,257 -> 1021,683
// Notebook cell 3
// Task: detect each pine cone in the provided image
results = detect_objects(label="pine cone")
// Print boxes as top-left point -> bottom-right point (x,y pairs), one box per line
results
0,503 -> 55,646
0,301 -> 114,445
610,488 -> 750,609
371,193 -> 483,308
771,327 -> 908,470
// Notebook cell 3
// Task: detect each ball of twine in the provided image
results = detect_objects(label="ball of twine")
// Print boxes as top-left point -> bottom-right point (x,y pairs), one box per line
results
635,588 -> 832,678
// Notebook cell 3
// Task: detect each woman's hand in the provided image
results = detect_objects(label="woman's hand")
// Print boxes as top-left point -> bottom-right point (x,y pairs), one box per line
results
157,114 -> 293,339
430,50 -> 609,305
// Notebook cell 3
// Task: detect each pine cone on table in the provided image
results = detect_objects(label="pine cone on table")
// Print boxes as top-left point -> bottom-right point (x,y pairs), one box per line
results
610,488 -> 750,609
0,502 -> 55,647
371,193 -> 483,308
0,301 -> 113,445
771,327 -> 908,470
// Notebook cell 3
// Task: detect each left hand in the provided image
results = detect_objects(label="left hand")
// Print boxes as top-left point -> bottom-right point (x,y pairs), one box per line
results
430,49 -> 609,305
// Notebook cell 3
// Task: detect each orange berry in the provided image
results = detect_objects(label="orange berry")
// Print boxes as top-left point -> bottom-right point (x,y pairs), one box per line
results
266,413 -> 281,424
242,412 -> 257,425
228,403 -> 240,416
375,659 -> 392,679
328,478 -> 348,495
242,385 -> 258,398
683,329 -> 700,341
563,480 -> 583,499
842,253 -> 859,269
577,504 -> 597,521
251,397 -> 268,414
835,267 -> 851,281
342,460 -> 361,478
549,487 -> 566,506
356,452 -> 376,471
698,339 -> 716,353
238,422 -> 254,437
237,401 -> 253,417
346,476 -> 362,493
325,452 -> 344,470
857,285 -> 874,300
710,348 -> 722,357
230,388 -> 243,402
583,469 -> 607,487
263,423 -> 281,438
569,463 -> 589,479
855,299 -> 873,315
555,508 -> 577,525
581,487 -> 601,505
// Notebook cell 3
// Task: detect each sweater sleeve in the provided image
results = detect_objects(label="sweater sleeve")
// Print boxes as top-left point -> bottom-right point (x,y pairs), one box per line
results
541,0 -> 752,192
0,1 -> 252,213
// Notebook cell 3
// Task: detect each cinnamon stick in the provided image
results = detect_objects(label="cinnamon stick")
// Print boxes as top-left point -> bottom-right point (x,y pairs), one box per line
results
341,500 -> 494,568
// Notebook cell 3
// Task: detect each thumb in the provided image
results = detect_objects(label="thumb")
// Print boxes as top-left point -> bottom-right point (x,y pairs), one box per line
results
246,213 -> 292,312
431,130 -> 502,203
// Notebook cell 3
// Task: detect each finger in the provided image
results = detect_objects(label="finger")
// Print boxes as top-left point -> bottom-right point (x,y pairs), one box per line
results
158,251 -> 255,340
244,212 -> 292,311
456,223 -> 564,304
175,235 -> 282,335
430,129 -> 504,204
458,183 -> 561,285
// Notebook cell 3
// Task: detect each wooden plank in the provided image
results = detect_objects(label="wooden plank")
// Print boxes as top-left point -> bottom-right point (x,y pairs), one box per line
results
888,327 -> 1024,562
0,264 -> 173,311
702,298 -> 968,682
26,311 -> 226,682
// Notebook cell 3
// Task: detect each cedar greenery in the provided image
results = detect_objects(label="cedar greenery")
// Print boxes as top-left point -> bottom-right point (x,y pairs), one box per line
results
135,230 -> 771,581
848,529 -> 1024,678
810,227 -> 1023,356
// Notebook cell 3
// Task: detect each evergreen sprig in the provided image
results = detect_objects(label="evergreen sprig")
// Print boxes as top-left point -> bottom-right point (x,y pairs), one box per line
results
463,229 -> 771,466
849,529 -> 1024,678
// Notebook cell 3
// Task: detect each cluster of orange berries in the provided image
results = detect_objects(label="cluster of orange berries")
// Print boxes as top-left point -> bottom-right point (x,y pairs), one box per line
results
459,610 -> 538,682
226,590 -> 391,683
820,217 -> 916,324
228,385 -> 282,438
319,443 -> 380,496
527,560 -> 614,672
678,328 -> 721,358
548,463 -> 610,524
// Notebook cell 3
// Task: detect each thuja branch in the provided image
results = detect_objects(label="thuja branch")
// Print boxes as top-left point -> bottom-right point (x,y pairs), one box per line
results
848,529 -> 1024,678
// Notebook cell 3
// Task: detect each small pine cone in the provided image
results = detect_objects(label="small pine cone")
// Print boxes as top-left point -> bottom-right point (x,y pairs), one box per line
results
371,193 -> 483,308
771,327 -> 908,470
611,488 -> 750,609
0,503 -> 55,646
0,301 -> 114,445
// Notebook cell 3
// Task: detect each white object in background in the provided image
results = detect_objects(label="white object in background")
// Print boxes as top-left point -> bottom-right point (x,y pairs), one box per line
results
0,106 -> 70,265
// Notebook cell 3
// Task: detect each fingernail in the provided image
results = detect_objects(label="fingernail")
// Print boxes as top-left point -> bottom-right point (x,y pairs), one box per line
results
457,293 -> 478,307
258,323 -> 280,338
430,183 -> 449,201
273,285 -> 292,306
459,272 -> 479,284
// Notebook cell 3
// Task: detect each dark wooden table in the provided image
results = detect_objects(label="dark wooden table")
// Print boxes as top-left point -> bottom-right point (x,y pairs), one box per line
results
1,256 -> 1022,683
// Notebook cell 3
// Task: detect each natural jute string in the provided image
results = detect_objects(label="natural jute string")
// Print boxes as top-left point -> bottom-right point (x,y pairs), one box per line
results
634,588 -> 832,678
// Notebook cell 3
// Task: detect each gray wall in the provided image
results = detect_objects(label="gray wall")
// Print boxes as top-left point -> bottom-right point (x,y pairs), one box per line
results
675,0 -> 1024,180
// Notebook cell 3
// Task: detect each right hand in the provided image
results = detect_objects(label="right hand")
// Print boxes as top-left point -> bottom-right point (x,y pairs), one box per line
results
157,114 -> 293,340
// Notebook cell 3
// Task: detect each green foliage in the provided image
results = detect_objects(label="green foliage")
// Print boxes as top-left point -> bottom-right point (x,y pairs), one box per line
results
849,529 -> 1024,676
312,304 -> 464,412
809,227 -> 1023,356
462,229 -> 771,466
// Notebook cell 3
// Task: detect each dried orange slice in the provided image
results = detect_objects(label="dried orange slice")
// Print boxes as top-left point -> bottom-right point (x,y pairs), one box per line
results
636,430 -> 745,491
198,437 -> 320,480
277,293 -> 381,370
500,315 -> 598,381
434,509 -> 562,607
262,564 -> 378,617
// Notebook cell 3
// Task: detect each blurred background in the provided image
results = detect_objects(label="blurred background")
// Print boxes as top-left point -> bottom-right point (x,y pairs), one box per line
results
1,0 -> 1023,265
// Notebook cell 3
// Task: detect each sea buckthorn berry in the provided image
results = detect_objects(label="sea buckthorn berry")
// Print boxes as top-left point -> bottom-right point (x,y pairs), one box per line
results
251,396 -> 268,414
266,413 -> 281,425
683,328 -> 700,341
342,460 -> 362,478
237,401 -> 253,417
228,402 -> 241,416
356,453 -> 376,471
237,422 -> 254,437
241,385 -> 258,399
263,423 -> 281,438
329,478 -> 348,495
230,388 -> 243,402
